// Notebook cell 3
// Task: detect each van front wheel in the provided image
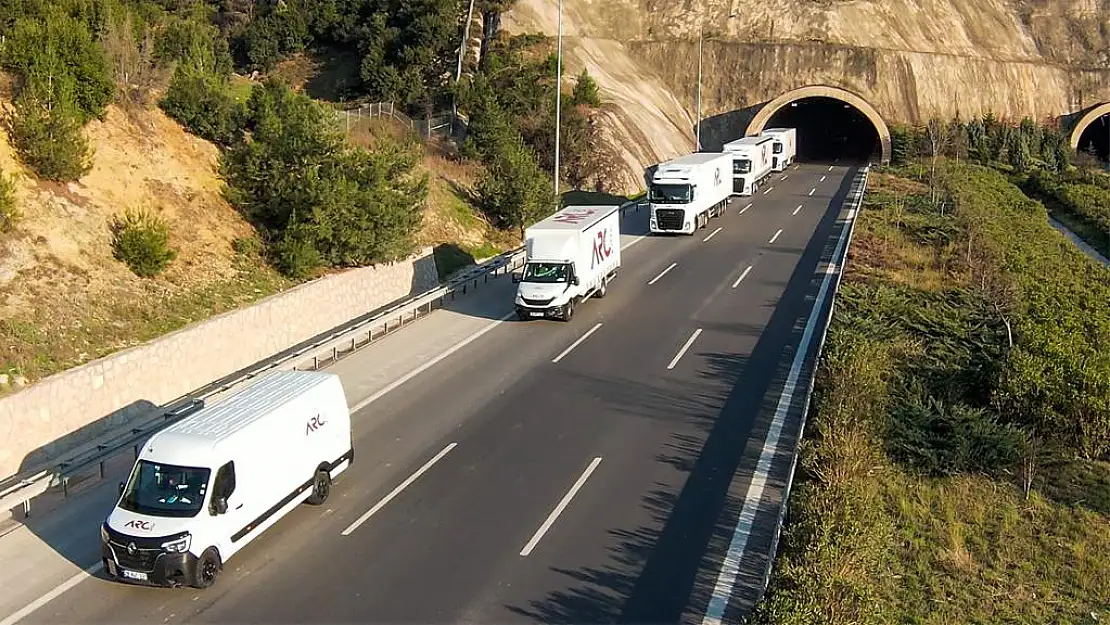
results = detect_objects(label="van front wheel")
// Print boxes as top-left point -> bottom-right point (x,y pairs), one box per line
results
192,548 -> 221,589
306,470 -> 331,505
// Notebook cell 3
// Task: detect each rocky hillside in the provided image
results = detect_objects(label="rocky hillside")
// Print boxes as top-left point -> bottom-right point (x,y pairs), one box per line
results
503,0 -> 1110,187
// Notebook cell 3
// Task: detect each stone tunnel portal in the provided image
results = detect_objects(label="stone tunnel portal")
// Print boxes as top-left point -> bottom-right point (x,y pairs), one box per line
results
746,86 -> 892,165
1074,105 -> 1109,163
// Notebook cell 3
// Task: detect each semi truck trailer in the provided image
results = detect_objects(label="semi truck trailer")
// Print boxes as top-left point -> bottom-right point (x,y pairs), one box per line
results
760,127 -> 797,172
512,204 -> 622,322
723,136 -> 774,196
648,152 -> 731,235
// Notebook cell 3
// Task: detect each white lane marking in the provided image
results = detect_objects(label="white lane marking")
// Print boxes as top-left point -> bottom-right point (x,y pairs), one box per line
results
739,203 -> 753,215
342,443 -> 458,536
351,312 -> 515,412
0,562 -> 104,625
667,328 -> 703,370
792,204 -> 803,216
700,187 -> 859,625
808,188 -> 815,196
621,234 -> 647,251
780,174 -> 789,181
762,186 -> 774,195
520,457 -> 603,557
552,322 -> 603,363
769,229 -> 783,244
648,262 -> 678,285
820,175 -> 827,182
703,227 -> 723,242
828,165 -> 835,171
731,266 -> 753,289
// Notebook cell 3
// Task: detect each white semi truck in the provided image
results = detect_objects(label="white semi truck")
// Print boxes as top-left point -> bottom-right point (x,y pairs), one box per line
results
512,204 -> 621,322
760,127 -> 797,172
648,152 -> 731,235
723,136 -> 775,196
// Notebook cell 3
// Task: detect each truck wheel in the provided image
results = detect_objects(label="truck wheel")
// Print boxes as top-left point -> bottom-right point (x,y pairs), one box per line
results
306,470 -> 331,505
595,279 -> 608,299
562,299 -> 575,322
192,548 -> 221,589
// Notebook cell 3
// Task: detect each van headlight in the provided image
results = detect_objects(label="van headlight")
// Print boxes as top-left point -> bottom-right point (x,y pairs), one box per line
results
161,534 -> 191,553
100,524 -> 109,544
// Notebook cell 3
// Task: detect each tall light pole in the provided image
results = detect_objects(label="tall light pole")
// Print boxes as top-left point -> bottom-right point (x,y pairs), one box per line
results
554,0 -> 564,196
695,23 -> 703,151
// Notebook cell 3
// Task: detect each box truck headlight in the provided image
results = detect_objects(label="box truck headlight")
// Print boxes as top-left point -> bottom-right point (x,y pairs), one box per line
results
161,534 -> 191,553
685,220 -> 691,231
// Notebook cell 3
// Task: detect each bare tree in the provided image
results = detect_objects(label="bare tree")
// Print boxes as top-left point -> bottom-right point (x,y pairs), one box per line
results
926,117 -> 952,210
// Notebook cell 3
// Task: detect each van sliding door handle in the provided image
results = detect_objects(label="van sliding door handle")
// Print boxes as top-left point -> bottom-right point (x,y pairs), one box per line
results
235,504 -> 243,510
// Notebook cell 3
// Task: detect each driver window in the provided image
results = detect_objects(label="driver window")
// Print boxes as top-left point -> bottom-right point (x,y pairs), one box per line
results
212,461 -> 236,501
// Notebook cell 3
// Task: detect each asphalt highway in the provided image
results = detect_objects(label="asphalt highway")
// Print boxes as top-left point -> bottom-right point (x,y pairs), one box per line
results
11,162 -> 860,624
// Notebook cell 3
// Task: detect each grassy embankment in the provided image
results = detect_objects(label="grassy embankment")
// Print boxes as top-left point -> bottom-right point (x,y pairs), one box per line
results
754,161 -> 1110,624
1018,166 -> 1110,259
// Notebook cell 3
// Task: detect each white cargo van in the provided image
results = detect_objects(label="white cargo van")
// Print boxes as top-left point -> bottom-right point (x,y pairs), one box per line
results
723,136 -> 774,196
648,152 -> 732,235
760,127 -> 797,172
512,204 -> 621,322
100,370 -> 353,589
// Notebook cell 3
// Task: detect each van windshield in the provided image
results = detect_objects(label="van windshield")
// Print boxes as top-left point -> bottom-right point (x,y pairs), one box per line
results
649,183 -> 692,204
523,262 -> 569,283
118,460 -> 210,518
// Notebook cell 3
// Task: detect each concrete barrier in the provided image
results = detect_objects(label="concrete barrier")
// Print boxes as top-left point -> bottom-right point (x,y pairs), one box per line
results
0,248 -> 439,481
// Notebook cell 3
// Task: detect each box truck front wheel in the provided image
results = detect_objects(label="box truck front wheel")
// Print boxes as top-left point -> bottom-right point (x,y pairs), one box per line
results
192,548 -> 221,589
306,469 -> 331,505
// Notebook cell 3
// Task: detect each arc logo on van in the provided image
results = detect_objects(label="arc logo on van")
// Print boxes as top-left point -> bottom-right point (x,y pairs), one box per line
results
305,414 -> 327,435
592,228 -> 613,269
124,519 -> 154,531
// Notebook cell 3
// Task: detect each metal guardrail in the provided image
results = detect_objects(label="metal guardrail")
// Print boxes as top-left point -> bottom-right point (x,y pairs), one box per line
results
754,165 -> 872,604
0,199 -> 644,519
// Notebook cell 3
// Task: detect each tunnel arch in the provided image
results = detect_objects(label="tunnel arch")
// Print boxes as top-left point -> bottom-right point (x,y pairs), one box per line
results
746,85 -> 892,165
1069,102 -> 1110,155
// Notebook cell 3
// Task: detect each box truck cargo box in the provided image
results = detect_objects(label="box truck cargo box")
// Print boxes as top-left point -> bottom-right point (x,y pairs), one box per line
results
760,127 -> 797,172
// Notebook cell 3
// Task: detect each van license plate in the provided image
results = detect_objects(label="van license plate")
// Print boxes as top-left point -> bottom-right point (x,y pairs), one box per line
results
122,569 -> 148,581
529,312 -> 543,317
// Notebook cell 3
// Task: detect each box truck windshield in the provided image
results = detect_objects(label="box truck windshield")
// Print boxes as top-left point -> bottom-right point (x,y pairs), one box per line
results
650,184 -> 692,203
119,460 -> 210,518
773,143 -> 783,154
733,159 -> 752,174
523,262 -> 569,283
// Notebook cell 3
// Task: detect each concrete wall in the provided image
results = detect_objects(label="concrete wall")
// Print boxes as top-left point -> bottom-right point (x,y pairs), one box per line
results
0,248 -> 440,481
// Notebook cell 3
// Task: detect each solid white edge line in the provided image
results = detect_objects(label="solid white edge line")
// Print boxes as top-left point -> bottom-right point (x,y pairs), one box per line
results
699,182 -> 862,625
648,262 -> 678,285
350,312 -> 515,413
792,204 -> 803,216
519,457 -> 603,557
0,563 -> 103,625
552,322 -> 603,364
703,227 -> 723,242
666,328 -> 703,370
731,266 -> 753,289
768,229 -> 783,244
341,442 -> 458,536
739,203 -> 752,215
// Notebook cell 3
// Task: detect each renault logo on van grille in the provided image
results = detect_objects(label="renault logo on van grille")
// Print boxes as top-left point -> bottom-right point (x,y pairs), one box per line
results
127,542 -> 137,555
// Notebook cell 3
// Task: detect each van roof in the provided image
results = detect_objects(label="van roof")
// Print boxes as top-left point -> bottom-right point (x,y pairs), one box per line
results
528,204 -> 620,232
142,370 -> 335,465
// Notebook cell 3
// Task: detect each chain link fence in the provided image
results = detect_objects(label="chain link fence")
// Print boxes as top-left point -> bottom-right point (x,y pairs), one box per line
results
336,102 -> 464,142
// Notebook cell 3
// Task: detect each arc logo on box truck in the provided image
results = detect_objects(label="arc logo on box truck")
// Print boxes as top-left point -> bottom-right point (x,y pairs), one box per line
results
305,413 -> 327,435
592,227 -> 614,269
553,207 -> 598,224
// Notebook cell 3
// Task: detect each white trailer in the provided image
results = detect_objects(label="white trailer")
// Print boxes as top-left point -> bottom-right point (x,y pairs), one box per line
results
760,127 -> 797,171
723,136 -> 775,196
101,370 -> 353,589
512,204 -> 621,322
648,152 -> 732,235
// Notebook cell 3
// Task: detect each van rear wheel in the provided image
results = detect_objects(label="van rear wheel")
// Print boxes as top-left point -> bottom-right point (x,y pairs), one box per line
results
306,470 -> 331,505
192,548 -> 221,589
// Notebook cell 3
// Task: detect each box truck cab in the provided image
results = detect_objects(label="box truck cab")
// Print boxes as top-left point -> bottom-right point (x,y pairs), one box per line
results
648,152 -> 732,235
101,370 -> 353,589
722,136 -> 774,196
512,204 -> 621,322
760,127 -> 797,172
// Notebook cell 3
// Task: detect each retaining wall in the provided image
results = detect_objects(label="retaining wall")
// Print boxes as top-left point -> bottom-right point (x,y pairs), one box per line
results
0,248 -> 439,481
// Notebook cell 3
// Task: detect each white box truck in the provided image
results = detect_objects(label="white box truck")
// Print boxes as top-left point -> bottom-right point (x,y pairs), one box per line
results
101,370 -> 353,589
723,136 -> 775,196
648,152 -> 732,235
760,127 -> 797,172
512,204 -> 621,322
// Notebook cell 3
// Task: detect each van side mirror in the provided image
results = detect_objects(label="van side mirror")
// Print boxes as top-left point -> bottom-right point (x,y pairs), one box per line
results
572,276 -> 580,286
511,272 -> 522,283
214,497 -> 228,515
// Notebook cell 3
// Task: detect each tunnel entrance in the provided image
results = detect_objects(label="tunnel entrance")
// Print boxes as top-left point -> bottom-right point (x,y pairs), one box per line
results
1076,113 -> 1109,163
764,97 -> 880,163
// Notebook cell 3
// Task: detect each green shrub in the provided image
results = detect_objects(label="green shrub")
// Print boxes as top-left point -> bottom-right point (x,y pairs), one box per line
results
159,65 -> 246,146
110,208 -> 177,278
0,171 -> 18,232
231,234 -> 262,257
571,68 -> 602,107
7,87 -> 94,181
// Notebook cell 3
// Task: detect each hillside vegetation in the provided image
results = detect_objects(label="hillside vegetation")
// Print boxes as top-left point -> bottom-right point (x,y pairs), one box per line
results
0,0 -> 630,392
754,134 -> 1110,621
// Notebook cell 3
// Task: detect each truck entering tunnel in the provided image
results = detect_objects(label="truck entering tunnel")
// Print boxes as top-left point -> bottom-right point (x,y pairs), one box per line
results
1076,114 -> 1109,163
764,97 -> 880,163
